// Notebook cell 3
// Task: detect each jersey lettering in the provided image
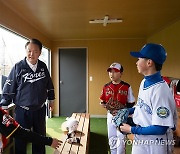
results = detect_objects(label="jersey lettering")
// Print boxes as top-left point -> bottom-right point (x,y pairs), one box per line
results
22,71 -> 46,83
137,98 -> 152,115
100,82 -> 130,110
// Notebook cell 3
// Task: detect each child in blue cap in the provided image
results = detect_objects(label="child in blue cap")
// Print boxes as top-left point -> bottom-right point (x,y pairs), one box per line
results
120,43 -> 177,154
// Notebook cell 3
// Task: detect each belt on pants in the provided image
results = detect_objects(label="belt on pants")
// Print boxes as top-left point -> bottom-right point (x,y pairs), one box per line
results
19,103 -> 45,111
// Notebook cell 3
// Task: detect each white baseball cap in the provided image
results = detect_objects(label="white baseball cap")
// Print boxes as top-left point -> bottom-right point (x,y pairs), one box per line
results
107,62 -> 123,72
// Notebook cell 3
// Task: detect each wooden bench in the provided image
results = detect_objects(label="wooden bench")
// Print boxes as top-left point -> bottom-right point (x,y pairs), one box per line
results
54,113 -> 90,154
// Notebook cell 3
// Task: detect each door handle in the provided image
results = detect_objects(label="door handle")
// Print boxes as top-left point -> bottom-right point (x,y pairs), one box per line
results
60,81 -> 63,84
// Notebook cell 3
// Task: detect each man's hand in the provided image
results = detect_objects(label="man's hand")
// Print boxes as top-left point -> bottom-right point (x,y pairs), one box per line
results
48,100 -> 54,111
119,123 -> 131,134
51,138 -> 63,149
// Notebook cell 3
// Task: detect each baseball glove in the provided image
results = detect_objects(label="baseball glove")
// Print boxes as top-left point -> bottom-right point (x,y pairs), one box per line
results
105,98 -> 125,112
112,108 -> 129,128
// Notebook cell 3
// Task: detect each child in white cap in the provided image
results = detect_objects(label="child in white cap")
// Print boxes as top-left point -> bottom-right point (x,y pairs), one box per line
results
100,62 -> 135,154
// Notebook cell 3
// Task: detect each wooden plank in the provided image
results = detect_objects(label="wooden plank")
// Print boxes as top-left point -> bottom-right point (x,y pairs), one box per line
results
70,113 -> 85,153
78,113 -> 90,154
54,113 -> 90,154
54,114 -> 78,154
60,113 -> 81,154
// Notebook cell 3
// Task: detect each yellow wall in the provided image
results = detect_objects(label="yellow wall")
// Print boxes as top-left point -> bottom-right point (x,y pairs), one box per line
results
52,18 -> 180,116
52,39 -> 145,116
147,19 -> 180,78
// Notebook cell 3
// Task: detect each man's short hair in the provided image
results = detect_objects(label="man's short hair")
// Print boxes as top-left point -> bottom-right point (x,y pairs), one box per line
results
25,38 -> 42,51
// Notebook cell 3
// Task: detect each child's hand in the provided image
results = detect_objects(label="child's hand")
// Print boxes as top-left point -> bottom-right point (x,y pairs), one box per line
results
51,138 -> 63,149
111,110 -> 118,116
100,101 -> 107,108
119,123 -> 131,133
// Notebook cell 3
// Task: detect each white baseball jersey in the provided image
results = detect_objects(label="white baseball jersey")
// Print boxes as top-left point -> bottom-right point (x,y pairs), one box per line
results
133,79 -> 177,128
132,79 -> 177,154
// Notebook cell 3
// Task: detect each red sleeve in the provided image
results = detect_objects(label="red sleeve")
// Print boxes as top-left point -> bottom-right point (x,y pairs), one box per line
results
100,87 -> 106,101
0,107 -> 19,138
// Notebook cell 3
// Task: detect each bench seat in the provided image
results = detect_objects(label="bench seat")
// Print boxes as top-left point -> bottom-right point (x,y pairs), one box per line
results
54,113 -> 90,154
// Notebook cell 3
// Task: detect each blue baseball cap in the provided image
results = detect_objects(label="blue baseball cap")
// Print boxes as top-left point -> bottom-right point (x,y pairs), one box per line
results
130,43 -> 167,64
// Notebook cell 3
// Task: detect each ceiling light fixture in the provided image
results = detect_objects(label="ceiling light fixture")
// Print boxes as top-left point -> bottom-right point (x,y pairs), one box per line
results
89,15 -> 123,26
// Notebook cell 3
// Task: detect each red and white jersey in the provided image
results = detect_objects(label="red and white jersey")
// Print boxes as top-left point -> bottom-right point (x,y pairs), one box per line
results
100,81 -> 135,110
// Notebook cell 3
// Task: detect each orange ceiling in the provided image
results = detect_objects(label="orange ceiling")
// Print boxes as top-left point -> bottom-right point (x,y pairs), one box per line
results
2,0 -> 180,40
